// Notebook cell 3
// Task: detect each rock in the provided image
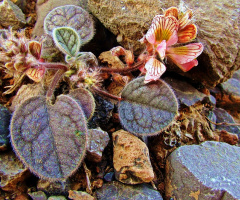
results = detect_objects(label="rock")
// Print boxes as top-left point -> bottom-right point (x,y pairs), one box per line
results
103,172 -> 115,182
213,107 -> 240,140
47,196 -> 66,200
0,0 -> 26,29
232,69 -> 240,80
10,83 -> 46,112
68,190 -> 94,200
0,151 -> 30,191
0,104 -> 11,151
32,0 -> 88,37
88,94 -> 114,129
96,181 -> 163,200
214,78 -> 240,111
163,77 -> 209,107
12,0 -> 27,12
88,0 -> 240,87
28,191 -> 48,200
165,141 -> 240,200
87,128 -> 110,163
37,179 -> 70,195
112,130 -> 154,184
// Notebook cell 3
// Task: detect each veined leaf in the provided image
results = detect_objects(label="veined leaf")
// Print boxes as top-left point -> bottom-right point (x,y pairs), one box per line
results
119,77 -> 178,136
53,27 -> 81,57
10,95 -> 88,181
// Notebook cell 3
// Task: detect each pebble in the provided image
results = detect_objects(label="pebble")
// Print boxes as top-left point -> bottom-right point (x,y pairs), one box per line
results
68,190 -> 94,200
112,130 -> 154,184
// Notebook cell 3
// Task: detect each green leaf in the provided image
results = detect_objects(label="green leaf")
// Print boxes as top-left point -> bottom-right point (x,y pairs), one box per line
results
10,95 -> 88,181
119,77 -> 178,136
52,27 -> 81,57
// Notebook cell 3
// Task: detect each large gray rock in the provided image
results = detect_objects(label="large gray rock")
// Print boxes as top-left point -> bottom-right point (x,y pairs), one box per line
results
88,0 -> 240,87
165,141 -> 240,200
96,181 -> 163,200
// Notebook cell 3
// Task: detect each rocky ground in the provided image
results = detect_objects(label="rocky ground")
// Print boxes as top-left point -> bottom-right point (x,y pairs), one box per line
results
0,0 -> 240,200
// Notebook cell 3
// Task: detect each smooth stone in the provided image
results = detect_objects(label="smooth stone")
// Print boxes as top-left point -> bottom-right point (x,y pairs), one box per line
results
96,181 -> 163,200
165,141 -> 240,200
28,191 -> 47,200
68,190 -> 94,200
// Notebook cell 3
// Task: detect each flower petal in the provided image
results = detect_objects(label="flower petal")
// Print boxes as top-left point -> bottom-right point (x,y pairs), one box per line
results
144,58 -> 166,83
28,41 -> 42,59
166,43 -> 203,64
175,59 -> 198,72
178,9 -> 193,29
177,24 -> 197,43
146,15 -> 179,45
156,40 -> 166,60
26,66 -> 45,82
164,7 -> 179,19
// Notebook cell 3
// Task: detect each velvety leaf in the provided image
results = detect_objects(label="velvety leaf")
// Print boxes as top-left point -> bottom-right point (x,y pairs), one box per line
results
53,27 -> 81,57
44,5 -> 95,45
10,95 -> 88,181
68,88 -> 96,120
119,77 -> 178,136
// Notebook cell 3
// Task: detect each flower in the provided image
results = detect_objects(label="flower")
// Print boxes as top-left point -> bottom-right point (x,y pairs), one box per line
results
140,12 -> 203,83
0,29 -> 45,83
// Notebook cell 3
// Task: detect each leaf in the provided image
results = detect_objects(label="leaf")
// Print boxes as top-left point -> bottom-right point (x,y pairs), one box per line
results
68,88 -> 96,120
53,27 -> 81,57
10,95 -> 88,181
119,77 -> 178,136
44,5 -> 95,45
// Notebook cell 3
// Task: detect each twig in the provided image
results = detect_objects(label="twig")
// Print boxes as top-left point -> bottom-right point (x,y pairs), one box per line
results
82,161 -> 92,195
205,116 -> 240,126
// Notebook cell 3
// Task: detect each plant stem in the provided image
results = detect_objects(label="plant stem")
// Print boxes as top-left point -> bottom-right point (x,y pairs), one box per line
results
99,60 -> 144,73
91,86 -> 122,101
38,62 -> 68,71
46,69 -> 66,101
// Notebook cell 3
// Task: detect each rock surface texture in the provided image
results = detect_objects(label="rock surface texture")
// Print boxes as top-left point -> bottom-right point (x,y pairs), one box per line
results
96,181 -> 163,200
88,0 -> 240,87
165,141 -> 240,200
112,130 -> 154,184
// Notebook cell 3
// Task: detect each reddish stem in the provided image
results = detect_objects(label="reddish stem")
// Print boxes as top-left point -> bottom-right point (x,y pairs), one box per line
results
38,62 -> 68,71
99,60 -> 144,74
46,69 -> 66,101
92,86 -> 122,101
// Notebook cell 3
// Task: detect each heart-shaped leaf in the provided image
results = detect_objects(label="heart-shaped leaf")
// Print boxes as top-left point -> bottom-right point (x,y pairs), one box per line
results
68,88 -> 96,120
44,5 -> 94,45
119,77 -> 178,136
10,95 -> 88,181
53,27 -> 81,57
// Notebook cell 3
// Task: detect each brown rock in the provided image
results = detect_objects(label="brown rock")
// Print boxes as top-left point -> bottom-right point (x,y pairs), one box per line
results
112,129 -> 154,184
10,83 -> 46,112
0,0 -> 26,29
88,0 -> 240,87
68,190 -> 95,200
32,0 -> 88,37
0,151 -> 30,192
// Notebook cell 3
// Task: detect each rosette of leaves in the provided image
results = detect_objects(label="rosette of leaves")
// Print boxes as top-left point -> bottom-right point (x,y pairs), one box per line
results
118,77 -> 178,136
44,5 -> 95,46
10,88 -> 96,181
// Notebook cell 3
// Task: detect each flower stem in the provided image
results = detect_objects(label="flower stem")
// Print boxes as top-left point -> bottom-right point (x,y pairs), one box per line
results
91,86 -> 122,101
99,60 -> 144,73
38,62 -> 68,71
46,69 -> 66,102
